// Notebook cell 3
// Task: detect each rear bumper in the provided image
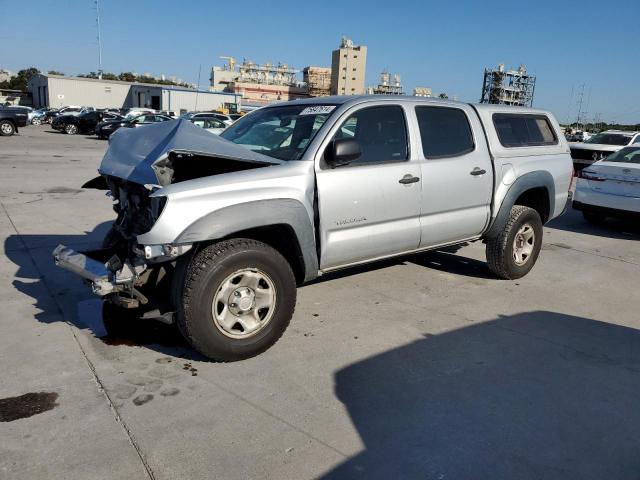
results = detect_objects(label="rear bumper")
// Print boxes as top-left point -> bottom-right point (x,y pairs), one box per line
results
573,201 -> 640,219
573,183 -> 640,215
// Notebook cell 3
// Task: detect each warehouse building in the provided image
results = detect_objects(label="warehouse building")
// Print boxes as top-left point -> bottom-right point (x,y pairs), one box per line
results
28,74 -> 241,112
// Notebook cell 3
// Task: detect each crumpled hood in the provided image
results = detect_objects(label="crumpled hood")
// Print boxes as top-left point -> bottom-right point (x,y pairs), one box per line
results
98,119 -> 283,185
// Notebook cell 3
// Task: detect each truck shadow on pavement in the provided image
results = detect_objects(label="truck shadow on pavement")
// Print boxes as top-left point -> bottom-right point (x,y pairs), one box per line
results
4,223 -> 202,360
548,209 -> 640,240
312,243 -> 494,284
321,311 -> 640,480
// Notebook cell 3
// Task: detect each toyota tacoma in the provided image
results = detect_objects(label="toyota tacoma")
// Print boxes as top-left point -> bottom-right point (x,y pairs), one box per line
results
53,96 -> 573,361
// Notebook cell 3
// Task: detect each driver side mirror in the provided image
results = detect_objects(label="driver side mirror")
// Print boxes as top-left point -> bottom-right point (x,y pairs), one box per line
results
326,138 -> 361,168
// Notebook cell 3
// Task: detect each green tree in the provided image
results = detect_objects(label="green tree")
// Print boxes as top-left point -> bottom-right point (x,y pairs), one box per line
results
438,92 -> 449,99
47,70 -> 64,76
118,72 -> 136,82
0,67 -> 40,91
78,72 -> 99,79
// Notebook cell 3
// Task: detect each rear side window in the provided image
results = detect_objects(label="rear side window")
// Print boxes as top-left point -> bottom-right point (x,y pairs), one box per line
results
415,106 -> 474,158
493,114 -> 557,147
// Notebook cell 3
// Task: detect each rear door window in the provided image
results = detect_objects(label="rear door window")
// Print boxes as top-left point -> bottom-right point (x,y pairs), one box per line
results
416,106 -> 475,158
493,114 -> 558,147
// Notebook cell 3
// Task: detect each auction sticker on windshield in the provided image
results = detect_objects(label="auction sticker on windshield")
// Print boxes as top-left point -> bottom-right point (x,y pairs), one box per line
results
300,106 -> 336,115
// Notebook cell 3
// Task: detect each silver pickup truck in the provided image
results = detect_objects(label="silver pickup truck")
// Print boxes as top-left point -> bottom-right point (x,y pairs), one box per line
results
54,96 -> 573,361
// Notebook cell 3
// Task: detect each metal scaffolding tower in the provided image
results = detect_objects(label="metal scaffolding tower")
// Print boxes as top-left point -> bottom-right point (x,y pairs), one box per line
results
480,64 -> 536,107
368,71 -> 404,95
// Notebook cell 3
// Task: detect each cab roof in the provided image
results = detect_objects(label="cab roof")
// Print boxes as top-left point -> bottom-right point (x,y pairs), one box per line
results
269,94 -> 552,116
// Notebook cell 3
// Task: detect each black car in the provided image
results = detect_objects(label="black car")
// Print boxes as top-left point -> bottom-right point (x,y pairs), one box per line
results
52,111 -> 123,135
95,113 -> 173,139
0,106 -> 29,136
43,106 -> 85,124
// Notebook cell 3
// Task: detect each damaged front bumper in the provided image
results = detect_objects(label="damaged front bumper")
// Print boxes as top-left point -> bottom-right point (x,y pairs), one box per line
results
52,244 -> 148,306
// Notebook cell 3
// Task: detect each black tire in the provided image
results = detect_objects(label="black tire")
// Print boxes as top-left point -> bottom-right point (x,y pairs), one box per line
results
486,205 -> 543,280
0,120 -> 16,136
582,211 -> 607,225
64,124 -> 78,135
178,239 -> 296,361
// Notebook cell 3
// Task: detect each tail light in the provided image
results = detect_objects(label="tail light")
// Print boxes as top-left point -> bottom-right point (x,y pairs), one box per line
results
578,170 -> 605,182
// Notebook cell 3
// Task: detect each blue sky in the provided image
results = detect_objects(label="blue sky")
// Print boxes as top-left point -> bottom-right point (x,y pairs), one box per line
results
3,0 -> 639,123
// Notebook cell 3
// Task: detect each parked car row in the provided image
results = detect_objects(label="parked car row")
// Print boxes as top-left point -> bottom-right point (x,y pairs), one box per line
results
43,107 -> 242,139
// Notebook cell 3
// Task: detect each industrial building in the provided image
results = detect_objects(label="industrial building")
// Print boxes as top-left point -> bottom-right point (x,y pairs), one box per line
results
367,71 -> 404,95
28,74 -> 242,112
303,66 -> 332,97
480,64 -> 536,107
210,57 -> 308,107
413,87 -> 432,97
330,37 -> 367,95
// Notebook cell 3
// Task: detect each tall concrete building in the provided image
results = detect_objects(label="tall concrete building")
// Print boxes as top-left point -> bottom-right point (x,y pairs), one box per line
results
330,37 -> 367,95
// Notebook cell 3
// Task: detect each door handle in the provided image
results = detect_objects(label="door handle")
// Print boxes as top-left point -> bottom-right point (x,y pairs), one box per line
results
470,167 -> 487,176
399,174 -> 420,184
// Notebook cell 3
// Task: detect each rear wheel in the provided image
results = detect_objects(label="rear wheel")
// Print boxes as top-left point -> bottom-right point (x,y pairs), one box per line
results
486,205 -> 543,280
178,239 -> 296,361
582,211 -> 607,225
64,124 -> 78,135
0,120 -> 15,136
31,117 -> 42,125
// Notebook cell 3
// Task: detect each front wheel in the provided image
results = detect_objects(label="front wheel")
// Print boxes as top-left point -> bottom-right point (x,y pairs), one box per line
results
486,205 -> 543,280
0,120 -> 15,136
178,239 -> 297,361
32,117 -> 42,125
64,124 -> 78,135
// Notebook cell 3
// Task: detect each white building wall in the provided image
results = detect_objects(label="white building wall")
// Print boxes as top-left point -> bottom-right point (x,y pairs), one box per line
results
27,74 -> 241,112
162,89 -> 241,113
46,76 -> 131,109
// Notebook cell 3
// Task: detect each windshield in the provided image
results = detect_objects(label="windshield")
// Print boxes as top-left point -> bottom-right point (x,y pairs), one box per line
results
179,112 -> 194,120
584,133 -> 631,146
603,146 -> 640,164
220,104 -> 336,160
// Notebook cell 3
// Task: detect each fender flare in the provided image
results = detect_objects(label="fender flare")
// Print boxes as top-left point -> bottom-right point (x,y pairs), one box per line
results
175,199 -> 318,282
484,170 -> 555,239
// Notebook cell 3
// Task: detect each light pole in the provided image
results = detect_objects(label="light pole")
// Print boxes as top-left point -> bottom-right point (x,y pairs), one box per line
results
96,0 -> 103,79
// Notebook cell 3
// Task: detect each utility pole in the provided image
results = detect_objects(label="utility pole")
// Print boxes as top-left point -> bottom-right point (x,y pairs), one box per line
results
194,64 -> 202,111
576,83 -> 585,131
95,0 -> 103,79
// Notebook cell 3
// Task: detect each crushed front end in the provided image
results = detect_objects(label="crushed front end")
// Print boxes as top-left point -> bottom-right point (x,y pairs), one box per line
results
52,175 -> 189,320
51,119 -> 279,321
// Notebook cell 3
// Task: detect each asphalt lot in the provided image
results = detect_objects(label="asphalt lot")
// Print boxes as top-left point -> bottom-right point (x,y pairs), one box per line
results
1,125 -> 639,480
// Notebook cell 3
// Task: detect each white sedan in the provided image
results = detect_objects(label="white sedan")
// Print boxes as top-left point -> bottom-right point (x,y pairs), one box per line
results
573,145 -> 640,224
191,117 -> 227,135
